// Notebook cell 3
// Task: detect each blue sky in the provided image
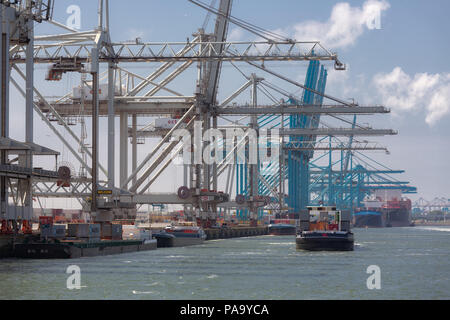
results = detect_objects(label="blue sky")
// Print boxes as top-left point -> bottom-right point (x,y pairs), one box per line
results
11,0 -> 450,207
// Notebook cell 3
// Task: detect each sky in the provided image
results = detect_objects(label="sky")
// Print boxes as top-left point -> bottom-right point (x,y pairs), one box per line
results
8,0 -> 450,208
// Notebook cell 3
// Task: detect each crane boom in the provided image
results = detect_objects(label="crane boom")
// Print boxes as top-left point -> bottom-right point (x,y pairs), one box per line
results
205,0 -> 233,105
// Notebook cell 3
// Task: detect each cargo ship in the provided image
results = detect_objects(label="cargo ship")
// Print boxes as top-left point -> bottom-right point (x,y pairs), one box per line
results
354,191 -> 412,228
296,206 -> 354,251
353,210 -> 384,228
153,222 -> 206,248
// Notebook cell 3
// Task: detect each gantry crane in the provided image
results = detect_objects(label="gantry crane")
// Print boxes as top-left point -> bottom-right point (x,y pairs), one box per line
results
1,0 -> 408,232
1,0 -> 55,234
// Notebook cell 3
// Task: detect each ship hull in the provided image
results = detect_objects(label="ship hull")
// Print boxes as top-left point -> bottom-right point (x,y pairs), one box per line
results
172,237 -> 204,247
268,224 -> 296,236
296,232 -> 354,251
1,234 -> 27,258
0,236 -> 13,258
354,208 -> 412,228
14,243 -> 74,259
353,214 -> 384,228
13,240 -> 157,259
153,233 -> 205,248
385,208 -> 411,227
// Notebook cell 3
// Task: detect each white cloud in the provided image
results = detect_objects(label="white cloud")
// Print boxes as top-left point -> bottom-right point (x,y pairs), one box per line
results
228,28 -> 244,41
228,1 -> 389,49
325,64 -> 352,98
373,67 -> 450,125
292,0 -> 390,49
426,84 -> 450,125
321,65 -> 370,103
326,64 -> 350,85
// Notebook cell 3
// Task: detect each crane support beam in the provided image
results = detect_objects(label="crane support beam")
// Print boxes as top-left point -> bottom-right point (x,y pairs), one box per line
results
122,193 -> 193,205
281,128 -> 397,136
216,106 -> 390,115
309,170 -> 405,174
10,40 -> 341,64
39,101 -> 193,116
284,147 -> 387,151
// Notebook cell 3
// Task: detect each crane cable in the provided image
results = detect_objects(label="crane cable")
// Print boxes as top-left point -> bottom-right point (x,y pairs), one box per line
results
188,0 -> 291,42
201,0 -> 217,30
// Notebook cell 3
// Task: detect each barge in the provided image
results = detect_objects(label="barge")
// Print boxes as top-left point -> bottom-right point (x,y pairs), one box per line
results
11,220 -> 156,259
296,206 -> 354,251
153,223 -> 206,248
203,225 -> 268,239
268,223 -> 296,236
14,238 -> 157,259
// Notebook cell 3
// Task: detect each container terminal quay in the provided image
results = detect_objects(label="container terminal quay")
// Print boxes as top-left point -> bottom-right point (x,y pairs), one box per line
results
0,0 -> 429,259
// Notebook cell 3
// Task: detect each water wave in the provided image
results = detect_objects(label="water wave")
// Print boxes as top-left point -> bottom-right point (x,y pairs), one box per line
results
416,226 -> 450,233
132,290 -> 158,295
223,251 -> 265,256
267,242 -> 294,246
146,282 -> 160,287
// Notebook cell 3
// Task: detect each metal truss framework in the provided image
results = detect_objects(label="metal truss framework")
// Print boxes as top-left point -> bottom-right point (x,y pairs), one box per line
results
1,0 -> 411,227
11,40 -> 342,64
412,197 -> 450,213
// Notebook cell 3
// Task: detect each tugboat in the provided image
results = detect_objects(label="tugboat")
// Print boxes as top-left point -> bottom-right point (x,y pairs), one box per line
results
153,222 -> 206,248
296,206 -> 354,251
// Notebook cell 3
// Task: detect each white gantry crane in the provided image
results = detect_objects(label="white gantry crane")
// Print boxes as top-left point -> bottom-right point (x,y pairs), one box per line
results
1,0 -> 397,230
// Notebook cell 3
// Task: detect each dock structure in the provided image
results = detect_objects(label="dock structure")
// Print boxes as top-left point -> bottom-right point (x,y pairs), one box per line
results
0,0 -> 415,251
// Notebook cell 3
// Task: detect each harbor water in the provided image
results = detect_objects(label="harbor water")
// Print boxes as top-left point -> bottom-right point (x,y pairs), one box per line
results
0,226 -> 449,300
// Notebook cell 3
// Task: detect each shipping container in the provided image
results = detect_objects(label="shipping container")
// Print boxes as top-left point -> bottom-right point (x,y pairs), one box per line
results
100,223 -> 112,238
89,224 -> 101,238
68,223 -> 101,238
40,224 -> 53,238
52,224 -> 66,238
39,216 -> 54,238
112,224 -> 123,240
